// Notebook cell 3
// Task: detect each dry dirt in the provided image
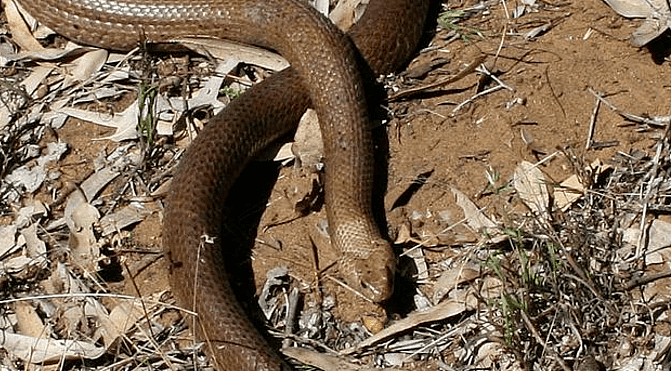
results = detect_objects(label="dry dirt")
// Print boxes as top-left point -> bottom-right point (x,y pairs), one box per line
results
3,0 -> 671,370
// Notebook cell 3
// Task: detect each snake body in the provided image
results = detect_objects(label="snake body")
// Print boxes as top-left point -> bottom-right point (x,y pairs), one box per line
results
15,0 -> 430,369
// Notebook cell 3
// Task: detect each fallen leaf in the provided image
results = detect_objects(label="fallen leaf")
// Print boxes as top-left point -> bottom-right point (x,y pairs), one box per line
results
0,330 -> 105,363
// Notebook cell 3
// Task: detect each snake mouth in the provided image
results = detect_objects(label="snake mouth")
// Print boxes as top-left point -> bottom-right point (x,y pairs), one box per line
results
359,262 -> 395,303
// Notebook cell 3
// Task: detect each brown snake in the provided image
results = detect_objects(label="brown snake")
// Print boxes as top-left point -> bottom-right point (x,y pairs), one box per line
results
15,0 -> 430,369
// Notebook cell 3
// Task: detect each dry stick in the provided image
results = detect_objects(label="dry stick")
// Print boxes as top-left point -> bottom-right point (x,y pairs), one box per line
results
585,94 -> 600,150
324,275 -> 375,303
451,63 -> 512,114
122,263 -> 157,340
544,66 -> 567,120
520,310 -> 571,371
632,124 -> 670,260
122,263 -> 182,371
588,87 -> 669,128
388,54 -> 486,101
499,0 -> 510,19
620,270 -> 671,291
475,62 -> 513,91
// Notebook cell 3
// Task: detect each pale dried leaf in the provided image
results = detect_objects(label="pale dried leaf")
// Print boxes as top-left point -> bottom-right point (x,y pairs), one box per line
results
15,203 -> 48,230
601,0 -> 671,46
479,276 -> 504,300
58,305 -> 87,338
20,224 -> 47,269
394,223 -> 413,244
513,161 -> 550,219
342,293 -> 475,354
554,174 -> 584,212
451,187 -> 501,239
97,301 -> 145,346
283,347 -> 362,371
99,203 -> 154,237
20,65 -> 53,97
5,142 -> 68,196
0,225 -> 18,258
290,109 -> 323,169
5,0 -> 44,51
603,0 -> 662,18
331,0 -> 368,30
64,189 -> 101,273
58,103 -> 139,142
621,220 -> 671,265
175,37 -> 289,71
432,262 -> 481,303
0,330 -> 106,363
79,145 -> 141,201
14,301 -> 47,338
476,342 -> 508,368
182,59 -> 234,113
3,255 -> 36,274
62,49 -> 108,88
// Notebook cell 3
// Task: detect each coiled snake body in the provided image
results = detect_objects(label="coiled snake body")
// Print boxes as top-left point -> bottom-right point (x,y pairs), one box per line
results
16,0 -> 430,369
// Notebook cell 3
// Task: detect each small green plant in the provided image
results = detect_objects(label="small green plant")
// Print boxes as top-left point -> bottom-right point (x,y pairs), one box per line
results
482,230 -> 539,346
546,241 -> 562,279
485,167 -> 513,195
221,86 -> 243,100
437,9 -> 484,43
483,249 -> 504,281
137,83 -> 158,147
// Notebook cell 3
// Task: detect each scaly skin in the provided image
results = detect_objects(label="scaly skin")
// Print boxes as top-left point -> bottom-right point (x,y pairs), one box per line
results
15,0 -> 431,369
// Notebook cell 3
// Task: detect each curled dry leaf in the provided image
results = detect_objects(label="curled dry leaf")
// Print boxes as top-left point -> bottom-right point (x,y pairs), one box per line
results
513,161 -> 550,220
96,301 -> 145,348
432,262 -> 481,303
64,188 -> 101,274
14,301 -> 48,338
0,330 -> 106,363
451,187 -> 502,242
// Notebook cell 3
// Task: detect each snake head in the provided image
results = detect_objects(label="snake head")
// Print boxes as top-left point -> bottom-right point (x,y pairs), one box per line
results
341,238 -> 396,303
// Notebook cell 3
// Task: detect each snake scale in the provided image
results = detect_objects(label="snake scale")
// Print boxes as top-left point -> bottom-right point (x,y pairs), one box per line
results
15,0 -> 430,369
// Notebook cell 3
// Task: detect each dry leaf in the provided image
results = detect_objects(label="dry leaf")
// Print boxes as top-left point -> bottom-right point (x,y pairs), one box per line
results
291,109 -> 323,169
432,262 -> 481,303
59,103 -> 139,142
15,301 -> 48,338
62,49 -> 108,88
5,0 -> 44,51
64,189 -> 101,273
513,161 -> 550,219
342,292 -> 476,354
451,187 -> 501,240
0,330 -> 105,363
554,174 -> 584,212
99,203 -> 155,237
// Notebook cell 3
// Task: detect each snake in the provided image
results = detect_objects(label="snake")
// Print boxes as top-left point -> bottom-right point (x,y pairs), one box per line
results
15,0 -> 430,369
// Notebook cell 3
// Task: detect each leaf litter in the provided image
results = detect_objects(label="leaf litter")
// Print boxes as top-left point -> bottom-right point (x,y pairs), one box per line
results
1,0 -> 671,370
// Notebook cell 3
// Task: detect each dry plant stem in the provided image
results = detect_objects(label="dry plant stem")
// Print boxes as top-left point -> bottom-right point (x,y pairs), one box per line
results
620,270 -> 671,291
586,96 -> 600,150
388,54 -> 486,101
14,0 -> 431,370
545,66 -> 567,119
520,310 -> 571,371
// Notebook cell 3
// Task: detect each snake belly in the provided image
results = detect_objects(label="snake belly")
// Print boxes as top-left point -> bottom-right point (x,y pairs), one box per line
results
14,0 -> 430,369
